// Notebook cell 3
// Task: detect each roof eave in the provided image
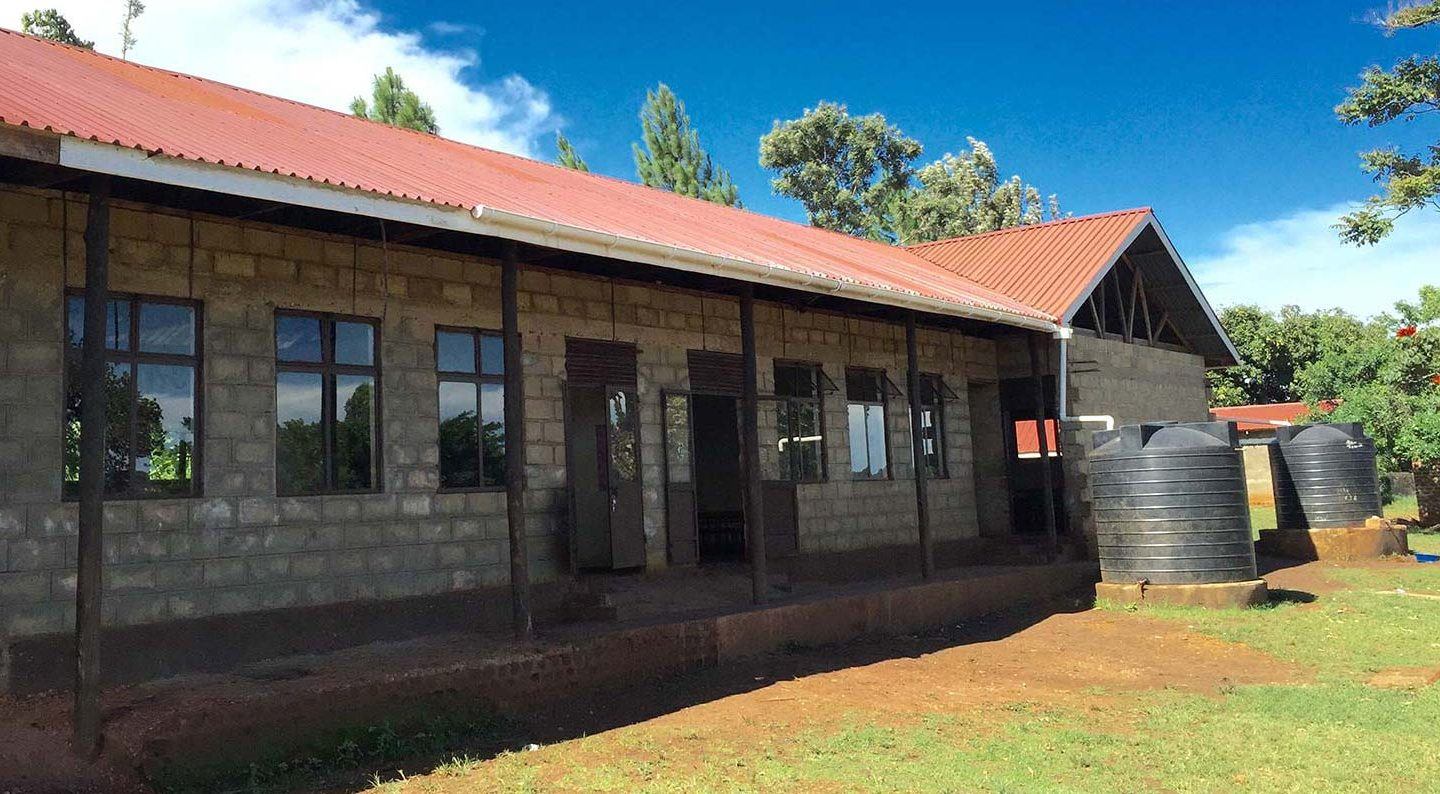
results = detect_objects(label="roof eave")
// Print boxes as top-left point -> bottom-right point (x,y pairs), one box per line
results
49,134 -> 1057,333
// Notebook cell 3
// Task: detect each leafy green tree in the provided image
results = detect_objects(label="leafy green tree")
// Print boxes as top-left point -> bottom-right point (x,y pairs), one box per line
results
759,101 -> 921,241
894,138 -> 1063,244
1207,304 -> 1369,407
555,131 -> 590,172
1296,286 -> 1440,473
120,0 -> 144,59
335,381 -> 375,490
351,67 -> 440,134
632,84 -> 740,206
20,8 -> 93,48
1334,1 -> 1440,244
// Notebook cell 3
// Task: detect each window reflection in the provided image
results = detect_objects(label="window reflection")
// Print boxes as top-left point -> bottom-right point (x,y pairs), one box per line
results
276,371 -> 324,494
63,295 -> 200,499
436,328 -> 506,489
135,363 -> 196,495
608,390 -> 638,483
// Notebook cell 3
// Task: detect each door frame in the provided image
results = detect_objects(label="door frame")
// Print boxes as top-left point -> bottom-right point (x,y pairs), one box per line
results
661,389 -> 699,566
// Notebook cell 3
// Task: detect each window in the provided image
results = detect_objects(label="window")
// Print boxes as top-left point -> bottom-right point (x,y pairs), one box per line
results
846,368 -> 891,480
275,311 -> 380,495
436,327 -> 505,489
774,362 -> 828,482
917,373 -> 952,479
64,293 -> 201,499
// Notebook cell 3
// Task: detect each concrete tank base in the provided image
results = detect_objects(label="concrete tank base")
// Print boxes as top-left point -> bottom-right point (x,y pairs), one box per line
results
1255,520 -> 1409,561
1096,579 -> 1269,609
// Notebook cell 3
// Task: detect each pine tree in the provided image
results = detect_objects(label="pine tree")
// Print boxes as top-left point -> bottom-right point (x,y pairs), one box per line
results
632,84 -> 741,207
20,8 -> 93,48
350,68 -> 440,134
119,0 -> 144,59
555,132 -> 590,172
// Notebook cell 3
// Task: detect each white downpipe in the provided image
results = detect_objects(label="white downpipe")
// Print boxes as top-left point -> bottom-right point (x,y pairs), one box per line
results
1055,327 -> 1115,432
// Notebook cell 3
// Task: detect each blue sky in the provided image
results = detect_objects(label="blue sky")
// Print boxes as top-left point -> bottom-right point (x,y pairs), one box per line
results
9,0 -> 1438,315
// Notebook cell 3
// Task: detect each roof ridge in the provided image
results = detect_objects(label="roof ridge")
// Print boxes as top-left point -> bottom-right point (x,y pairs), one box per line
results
903,207 -> 1152,250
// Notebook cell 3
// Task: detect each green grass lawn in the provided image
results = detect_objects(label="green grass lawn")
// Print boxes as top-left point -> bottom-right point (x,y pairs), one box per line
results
362,560 -> 1440,794
1250,493 -> 1422,537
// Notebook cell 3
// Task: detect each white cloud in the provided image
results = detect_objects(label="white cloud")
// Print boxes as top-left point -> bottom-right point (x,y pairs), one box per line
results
1192,203 -> 1440,318
3,0 -> 555,156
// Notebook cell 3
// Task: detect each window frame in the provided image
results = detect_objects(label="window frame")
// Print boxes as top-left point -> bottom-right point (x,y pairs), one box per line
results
274,309 -> 383,496
845,366 -> 892,482
62,289 -> 205,501
918,372 -> 950,480
434,325 -> 506,492
773,360 -> 829,483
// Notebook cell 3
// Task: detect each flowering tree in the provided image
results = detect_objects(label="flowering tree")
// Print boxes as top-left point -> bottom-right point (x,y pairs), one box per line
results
1297,285 -> 1440,524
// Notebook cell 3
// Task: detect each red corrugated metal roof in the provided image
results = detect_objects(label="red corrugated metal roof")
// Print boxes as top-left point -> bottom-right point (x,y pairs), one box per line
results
0,30 -> 1057,324
905,208 -> 1152,320
1211,401 -> 1333,432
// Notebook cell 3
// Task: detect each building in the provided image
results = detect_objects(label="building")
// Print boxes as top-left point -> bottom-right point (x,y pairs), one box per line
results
0,31 -> 1238,696
1210,402 -> 1329,506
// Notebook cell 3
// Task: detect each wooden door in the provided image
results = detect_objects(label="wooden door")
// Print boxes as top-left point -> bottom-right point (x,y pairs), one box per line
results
565,385 -> 612,570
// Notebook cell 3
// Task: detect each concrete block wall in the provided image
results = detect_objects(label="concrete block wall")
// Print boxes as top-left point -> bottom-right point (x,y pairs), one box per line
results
764,309 -> 987,553
0,186 -> 516,639
0,184 -> 1002,644
1060,333 -> 1210,540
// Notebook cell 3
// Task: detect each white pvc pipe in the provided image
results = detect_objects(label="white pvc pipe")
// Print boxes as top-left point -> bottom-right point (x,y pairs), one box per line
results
1056,329 -> 1115,432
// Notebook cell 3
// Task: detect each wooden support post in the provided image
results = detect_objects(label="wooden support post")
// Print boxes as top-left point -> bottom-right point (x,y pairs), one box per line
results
73,175 -> 111,757
1028,334 -> 1059,556
739,284 -> 768,604
905,313 -> 934,580
501,241 -> 532,640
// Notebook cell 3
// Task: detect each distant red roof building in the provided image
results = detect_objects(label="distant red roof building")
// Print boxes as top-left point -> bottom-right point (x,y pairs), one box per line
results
1211,402 -> 1334,434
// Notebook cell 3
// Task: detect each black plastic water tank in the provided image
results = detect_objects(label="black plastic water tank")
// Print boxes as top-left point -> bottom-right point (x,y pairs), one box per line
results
1090,421 -> 1257,584
1269,423 -> 1382,530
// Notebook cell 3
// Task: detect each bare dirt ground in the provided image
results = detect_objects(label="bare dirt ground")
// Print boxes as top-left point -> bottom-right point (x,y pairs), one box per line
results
2,560 -> 1358,793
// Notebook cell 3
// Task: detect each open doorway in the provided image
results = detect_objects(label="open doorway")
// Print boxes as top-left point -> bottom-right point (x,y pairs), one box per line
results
693,394 -> 744,561
998,376 -> 1067,536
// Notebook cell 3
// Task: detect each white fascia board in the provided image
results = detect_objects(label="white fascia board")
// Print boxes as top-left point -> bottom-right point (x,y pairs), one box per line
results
471,204 -> 1058,333
57,137 -> 1056,333
58,137 -> 479,233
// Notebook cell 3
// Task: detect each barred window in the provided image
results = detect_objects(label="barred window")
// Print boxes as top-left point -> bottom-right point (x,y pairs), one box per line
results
774,362 -> 827,482
64,293 -> 201,498
917,373 -> 951,479
435,327 -> 506,490
275,311 -> 379,495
